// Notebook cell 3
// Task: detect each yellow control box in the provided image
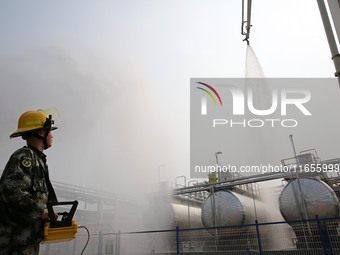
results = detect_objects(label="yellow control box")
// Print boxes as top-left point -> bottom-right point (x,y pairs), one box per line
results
43,219 -> 78,243
42,200 -> 79,244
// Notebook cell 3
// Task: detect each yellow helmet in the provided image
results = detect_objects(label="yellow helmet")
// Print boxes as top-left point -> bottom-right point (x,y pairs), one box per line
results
10,110 -> 58,138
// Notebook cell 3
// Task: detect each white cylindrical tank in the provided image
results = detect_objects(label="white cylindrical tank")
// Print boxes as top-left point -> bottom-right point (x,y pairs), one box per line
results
200,190 -> 275,251
201,191 -> 267,228
144,198 -> 203,230
172,203 -> 203,229
144,194 -> 204,253
279,178 -> 340,221
201,190 -> 297,251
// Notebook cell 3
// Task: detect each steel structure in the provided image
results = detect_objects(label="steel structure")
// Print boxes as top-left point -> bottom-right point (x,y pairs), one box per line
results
173,155 -> 340,199
49,181 -> 142,235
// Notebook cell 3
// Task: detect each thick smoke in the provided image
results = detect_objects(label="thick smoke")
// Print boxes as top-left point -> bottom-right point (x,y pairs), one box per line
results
0,45 -> 185,197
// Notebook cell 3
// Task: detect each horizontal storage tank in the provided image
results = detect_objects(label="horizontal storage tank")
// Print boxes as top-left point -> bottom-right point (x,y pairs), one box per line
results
201,190 -> 280,251
144,195 -> 204,253
172,203 -> 203,229
201,190 -> 267,228
201,190 -> 297,251
279,178 -> 340,221
144,198 -> 203,230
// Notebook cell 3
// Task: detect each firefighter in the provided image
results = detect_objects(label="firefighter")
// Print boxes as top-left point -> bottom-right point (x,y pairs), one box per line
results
0,109 -> 58,255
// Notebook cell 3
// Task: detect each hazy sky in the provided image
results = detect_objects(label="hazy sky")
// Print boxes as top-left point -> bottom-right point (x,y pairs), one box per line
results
0,0 -> 339,195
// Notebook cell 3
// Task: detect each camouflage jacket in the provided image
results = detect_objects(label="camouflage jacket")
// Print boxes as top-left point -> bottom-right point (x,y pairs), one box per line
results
0,146 -> 55,247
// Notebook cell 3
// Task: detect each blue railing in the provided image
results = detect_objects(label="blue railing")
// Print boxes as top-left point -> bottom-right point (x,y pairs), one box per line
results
40,216 -> 340,255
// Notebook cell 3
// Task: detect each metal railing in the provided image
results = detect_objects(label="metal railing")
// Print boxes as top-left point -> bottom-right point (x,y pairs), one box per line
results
40,216 -> 340,255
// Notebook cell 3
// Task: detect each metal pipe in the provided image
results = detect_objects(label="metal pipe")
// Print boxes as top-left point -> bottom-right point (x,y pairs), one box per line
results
289,135 -> 312,240
215,151 -> 222,166
246,0 -> 252,33
215,151 -> 222,181
187,202 -> 191,229
241,0 -> 245,34
289,135 -> 309,221
289,135 -> 304,222
176,226 -> 180,255
173,167 -> 332,196
175,157 -> 340,196
251,183 -> 258,221
210,187 -> 219,251
210,187 -> 217,227
327,0 -> 340,46
241,0 -> 252,44
317,0 -> 340,87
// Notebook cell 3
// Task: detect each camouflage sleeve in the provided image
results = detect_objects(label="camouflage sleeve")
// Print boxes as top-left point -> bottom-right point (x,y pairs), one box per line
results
1,151 -> 44,220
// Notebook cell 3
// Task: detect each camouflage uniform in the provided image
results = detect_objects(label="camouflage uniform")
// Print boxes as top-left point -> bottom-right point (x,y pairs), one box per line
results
0,146 -> 57,255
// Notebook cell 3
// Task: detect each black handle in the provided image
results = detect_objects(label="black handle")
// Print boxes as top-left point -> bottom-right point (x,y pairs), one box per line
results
47,200 -> 78,228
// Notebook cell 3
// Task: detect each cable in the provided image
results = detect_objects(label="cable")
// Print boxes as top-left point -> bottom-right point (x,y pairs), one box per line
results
78,225 -> 90,255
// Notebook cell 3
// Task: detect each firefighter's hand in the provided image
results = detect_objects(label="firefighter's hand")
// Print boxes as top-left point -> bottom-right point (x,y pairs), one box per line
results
41,209 -> 59,220
42,209 -> 49,220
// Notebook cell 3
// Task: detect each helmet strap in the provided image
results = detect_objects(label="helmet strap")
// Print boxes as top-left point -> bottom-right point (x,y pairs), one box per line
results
33,130 -> 50,150
42,130 -> 50,150
35,115 -> 53,150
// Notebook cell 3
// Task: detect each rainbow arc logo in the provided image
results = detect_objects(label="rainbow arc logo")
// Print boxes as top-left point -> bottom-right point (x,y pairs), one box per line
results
196,82 -> 223,115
